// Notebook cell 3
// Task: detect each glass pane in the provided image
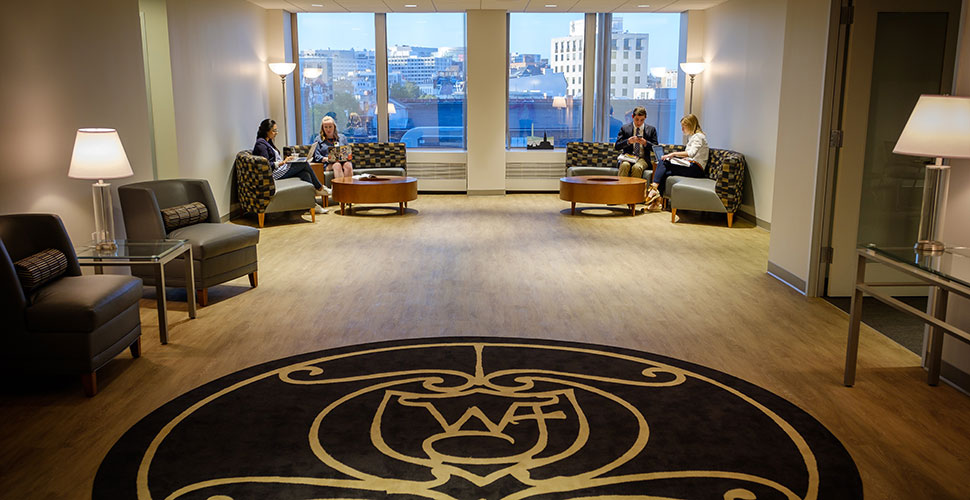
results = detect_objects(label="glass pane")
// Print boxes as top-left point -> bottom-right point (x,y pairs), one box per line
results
857,12 -> 949,247
863,244 -> 970,289
76,239 -> 185,261
297,13 -> 377,145
605,14 -> 680,144
509,13 -> 584,149
386,13 -> 466,149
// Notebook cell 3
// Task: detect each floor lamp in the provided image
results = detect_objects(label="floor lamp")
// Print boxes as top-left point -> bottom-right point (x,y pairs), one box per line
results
303,67 -> 323,140
269,62 -> 297,145
679,62 -> 706,114
68,128 -> 133,251
893,94 -> 970,253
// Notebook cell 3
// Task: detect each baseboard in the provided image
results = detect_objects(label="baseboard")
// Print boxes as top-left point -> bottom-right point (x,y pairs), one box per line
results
737,209 -> 770,230
468,189 -> 506,196
767,260 -> 807,294
941,361 -> 970,396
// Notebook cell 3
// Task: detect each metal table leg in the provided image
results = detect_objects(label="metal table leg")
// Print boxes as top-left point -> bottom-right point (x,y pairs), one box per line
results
927,287 -> 949,385
155,261 -> 168,344
844,253 -> 867,386
184,246 -> 196,319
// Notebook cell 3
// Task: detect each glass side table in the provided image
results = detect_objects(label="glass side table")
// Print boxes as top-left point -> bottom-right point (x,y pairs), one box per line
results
75,239 -> 196,344
844,244 -> 970,386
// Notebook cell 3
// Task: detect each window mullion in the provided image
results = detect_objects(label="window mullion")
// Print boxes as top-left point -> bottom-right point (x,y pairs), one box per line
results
375,13 -> 389,142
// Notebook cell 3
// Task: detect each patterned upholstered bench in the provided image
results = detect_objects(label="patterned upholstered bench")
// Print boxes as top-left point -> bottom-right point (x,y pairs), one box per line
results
659,144 -> 746,227
564,142 -> 746,227
234,150 -> 317,228
284,142 -> 407,188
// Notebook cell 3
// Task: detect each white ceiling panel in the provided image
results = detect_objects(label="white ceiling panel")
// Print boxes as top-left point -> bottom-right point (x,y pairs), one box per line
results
382,0 -> 436,11
431,0 -> 483,11
332,0 -> 392,12
248,0 -> 303,9
480,0 -> 530,10
568,0 -> 626,12
522,0 -> 582,12
281,0 -> 348,11
612,0 -> 676,12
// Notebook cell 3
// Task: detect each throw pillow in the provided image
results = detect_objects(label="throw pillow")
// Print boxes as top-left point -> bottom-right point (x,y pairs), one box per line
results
14,248 -> 67,291
161,201 -> 208,232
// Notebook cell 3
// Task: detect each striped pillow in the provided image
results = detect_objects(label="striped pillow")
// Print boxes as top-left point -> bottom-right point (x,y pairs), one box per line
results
14,248 -> 67,291
161,202 -> 208,232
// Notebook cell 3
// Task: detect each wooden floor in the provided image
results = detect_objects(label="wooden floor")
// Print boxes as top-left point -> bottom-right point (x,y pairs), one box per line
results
2,194 -> 969,499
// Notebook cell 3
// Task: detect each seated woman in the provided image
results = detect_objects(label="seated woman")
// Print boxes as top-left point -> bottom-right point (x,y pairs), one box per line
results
253,118 -> 326,213
345,112 -> 367,138
646,114 -> 709,210
312,116 -> 354,180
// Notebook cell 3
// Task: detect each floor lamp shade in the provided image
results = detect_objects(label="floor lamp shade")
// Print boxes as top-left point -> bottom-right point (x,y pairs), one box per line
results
68,128 -> 133,251
893,95 -> 970,252
269,63 -> 297,145
680,62 -> 706,114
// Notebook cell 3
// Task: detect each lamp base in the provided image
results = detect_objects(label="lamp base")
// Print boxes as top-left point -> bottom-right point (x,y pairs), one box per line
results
915,240 -> 945,254
95,240 -> 118,252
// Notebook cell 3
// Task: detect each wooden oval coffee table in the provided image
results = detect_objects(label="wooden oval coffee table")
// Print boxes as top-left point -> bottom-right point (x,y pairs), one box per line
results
331,176 -> 418,215
559,176 -> 646,216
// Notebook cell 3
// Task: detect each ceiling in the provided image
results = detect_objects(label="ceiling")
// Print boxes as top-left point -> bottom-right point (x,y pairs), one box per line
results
246,0 -> 728,13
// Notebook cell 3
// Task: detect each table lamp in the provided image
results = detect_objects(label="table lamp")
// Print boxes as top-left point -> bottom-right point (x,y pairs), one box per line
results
68,128 -> 133,251
269,62 -> 297,145
679,62 -> 706,114
893,94 -> 970,253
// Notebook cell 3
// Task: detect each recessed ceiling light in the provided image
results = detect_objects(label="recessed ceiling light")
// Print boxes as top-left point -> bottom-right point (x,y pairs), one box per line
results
405,3 -> 417,7
545,4 -> 557,7
637,4 -> 651,7
311,3 -> 322,6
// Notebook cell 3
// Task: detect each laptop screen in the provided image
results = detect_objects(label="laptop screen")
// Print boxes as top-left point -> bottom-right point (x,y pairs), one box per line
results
652,145 -> 665,165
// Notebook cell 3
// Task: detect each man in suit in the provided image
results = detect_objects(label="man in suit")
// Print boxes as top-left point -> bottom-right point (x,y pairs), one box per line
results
614,106 -> 658,178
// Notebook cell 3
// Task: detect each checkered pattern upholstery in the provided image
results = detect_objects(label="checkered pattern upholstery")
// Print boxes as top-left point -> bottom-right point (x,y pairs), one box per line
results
284,143 -> 406,170
160,201 -> 208,232
351,143 -> 407,169
565,142 -> 616,170
234,150 -> 276,214
14,248 -> 67,291
659,143 -> 746,213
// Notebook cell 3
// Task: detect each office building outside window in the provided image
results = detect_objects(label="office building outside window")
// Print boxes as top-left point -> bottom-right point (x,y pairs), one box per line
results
386,13 -> 466,149
606,14 -> 681,145
296,13 -> 377,145
508,13 -> 584,148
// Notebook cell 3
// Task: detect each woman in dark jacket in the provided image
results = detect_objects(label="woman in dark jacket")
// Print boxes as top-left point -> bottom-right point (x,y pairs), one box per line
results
253,119 -> 326,213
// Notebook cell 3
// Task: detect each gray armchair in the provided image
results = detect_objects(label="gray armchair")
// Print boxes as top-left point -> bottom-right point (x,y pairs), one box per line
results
0,214 -> 142,396
234,150 -> 317,228
119,179 -> 260,306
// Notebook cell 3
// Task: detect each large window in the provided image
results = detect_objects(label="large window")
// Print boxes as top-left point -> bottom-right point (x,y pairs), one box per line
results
606,14 -> 680,144
508,13 -> 584,148
386,13 -> 466,149
296,14 -> 377,145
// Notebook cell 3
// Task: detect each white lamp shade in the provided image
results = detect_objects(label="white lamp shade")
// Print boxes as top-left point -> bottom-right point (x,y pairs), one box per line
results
68,128 -> 133,180
893,95 -> 970,159
269,62 -> 297,76
387,102 -> 397,114
650,67 -> 667,78
680,62 -> 706,76
552,96 -> 567,108
303,67 -> 323,79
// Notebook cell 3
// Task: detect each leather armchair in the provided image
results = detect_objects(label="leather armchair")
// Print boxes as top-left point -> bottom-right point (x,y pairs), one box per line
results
0,214 -> 142,396
660,145 -> 747,227
119,179 -> 260,306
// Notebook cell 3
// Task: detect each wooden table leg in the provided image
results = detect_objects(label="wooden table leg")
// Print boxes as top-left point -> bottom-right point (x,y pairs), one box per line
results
399,202 -> 404,215
184,247 -> 196,320
155,262 -> 168,345
340,203 -> 345,215
571,202 -> 576,215
844,254 -> 867,386
628,204 -> 635,216
927,287 -> 949,386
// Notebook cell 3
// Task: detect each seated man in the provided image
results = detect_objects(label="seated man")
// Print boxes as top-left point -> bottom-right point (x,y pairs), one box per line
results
614,106 -> 658,178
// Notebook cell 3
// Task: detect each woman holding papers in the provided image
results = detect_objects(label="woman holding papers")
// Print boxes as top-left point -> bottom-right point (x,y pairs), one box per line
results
646,114 -> 709,210
312,116 -> 354,180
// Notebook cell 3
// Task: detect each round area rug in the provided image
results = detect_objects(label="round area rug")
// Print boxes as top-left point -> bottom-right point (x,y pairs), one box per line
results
94,337 -> 862,499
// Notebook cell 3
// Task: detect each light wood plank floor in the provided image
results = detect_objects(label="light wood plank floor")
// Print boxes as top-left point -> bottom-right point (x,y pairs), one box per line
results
2,194 -> 969,499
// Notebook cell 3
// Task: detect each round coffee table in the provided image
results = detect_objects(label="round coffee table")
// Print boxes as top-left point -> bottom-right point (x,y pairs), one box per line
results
559,176 -> 647,216
331,176 -> 418,215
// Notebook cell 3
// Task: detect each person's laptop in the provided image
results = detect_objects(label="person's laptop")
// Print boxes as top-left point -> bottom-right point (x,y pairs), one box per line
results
291,141 -> 318,163
651,144 -> 666,167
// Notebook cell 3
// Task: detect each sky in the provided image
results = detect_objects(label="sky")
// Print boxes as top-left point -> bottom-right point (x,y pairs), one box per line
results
297,12 -> 681,73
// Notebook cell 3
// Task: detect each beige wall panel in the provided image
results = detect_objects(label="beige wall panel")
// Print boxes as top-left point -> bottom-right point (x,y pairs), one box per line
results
766,0 -> 832,285
167,0 -> 278,215
0,0 -> 154,243
466,10 -> 509,193
700,0 -> 786,223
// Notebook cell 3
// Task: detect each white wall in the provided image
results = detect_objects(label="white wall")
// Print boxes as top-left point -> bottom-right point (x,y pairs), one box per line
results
0,0 -> 154,243
140,0 -> 180,180
766,0 -> 833,288
466,10 -> 509,194
166,0 -> 282,215
698,0 -> 787,225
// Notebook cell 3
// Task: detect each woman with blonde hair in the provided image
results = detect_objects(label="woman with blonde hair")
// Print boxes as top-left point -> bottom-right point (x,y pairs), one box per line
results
311,116 -> 354,180
646,114 -> 709,209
